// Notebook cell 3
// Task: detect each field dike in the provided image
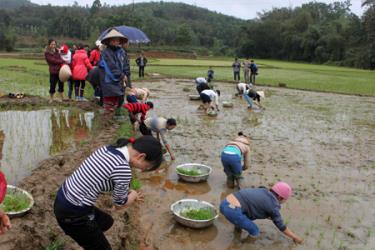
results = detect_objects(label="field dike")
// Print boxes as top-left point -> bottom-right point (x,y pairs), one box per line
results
0,97 -> 143,250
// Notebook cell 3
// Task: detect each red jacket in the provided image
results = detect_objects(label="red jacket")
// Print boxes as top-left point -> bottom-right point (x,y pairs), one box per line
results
45,49 -> 64,74
72,49 -> 93,80
89,49 -> 101,66
124,103 -> 151,121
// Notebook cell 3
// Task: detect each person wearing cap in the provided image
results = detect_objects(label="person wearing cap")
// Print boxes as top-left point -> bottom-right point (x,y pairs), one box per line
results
200,89 -> 220,112
221,132 -> 251,189
98,29 -> 129,115
0,171 -> 11,235
220,182 -> 303,244
195,77 -> 210,95
140,116 -> 177,160
59,44 -> 74,100
54,136 -> 163,249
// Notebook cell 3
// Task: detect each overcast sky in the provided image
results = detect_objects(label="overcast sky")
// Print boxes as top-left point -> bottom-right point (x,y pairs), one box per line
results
30,0 -> 365,19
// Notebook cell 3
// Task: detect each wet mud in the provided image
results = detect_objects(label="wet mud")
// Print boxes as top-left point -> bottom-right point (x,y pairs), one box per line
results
134,79 -> 375,250
0,79 -> 374,249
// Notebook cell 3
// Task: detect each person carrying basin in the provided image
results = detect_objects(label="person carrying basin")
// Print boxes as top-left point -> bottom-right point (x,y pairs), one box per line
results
200,89 -> 220,113
54,136 -> 163,250
221,132 -> 250,189
140,116 -> 177,160
220,182 -> 303,244
195,77 -> 210,95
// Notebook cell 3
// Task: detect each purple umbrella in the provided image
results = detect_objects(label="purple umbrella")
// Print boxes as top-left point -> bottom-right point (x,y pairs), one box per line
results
99,26 -> 151,44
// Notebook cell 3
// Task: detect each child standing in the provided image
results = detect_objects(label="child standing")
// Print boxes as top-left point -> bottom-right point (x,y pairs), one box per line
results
220,182 -> 303,244
221,132 -> 250,188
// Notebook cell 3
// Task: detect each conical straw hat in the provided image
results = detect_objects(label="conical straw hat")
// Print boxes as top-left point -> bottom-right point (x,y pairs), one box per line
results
257,91 -> 265,98
101,29 -> 128,45
59,64 -> 72,82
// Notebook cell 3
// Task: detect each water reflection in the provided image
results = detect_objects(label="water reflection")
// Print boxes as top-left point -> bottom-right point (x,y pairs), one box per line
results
0,109 -> 94,184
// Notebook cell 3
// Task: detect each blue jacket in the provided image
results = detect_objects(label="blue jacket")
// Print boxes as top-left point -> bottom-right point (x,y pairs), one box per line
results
234,187 -> 287,231
99,46 -> 126,97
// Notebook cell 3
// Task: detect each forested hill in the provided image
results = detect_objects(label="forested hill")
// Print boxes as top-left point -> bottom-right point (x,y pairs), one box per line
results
0,0 -> 35,9
0,0 -> 374,69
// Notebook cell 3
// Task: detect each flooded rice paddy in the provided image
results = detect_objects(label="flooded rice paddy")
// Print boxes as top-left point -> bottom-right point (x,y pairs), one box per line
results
136,79 -> 375,250
0,108 -> 94,184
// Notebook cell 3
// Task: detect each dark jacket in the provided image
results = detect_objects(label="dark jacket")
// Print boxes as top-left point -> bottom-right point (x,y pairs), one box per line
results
234,187 -> 286,231
99,46 -> 126,97
136,56 -> 148,67
123,50 -> 131,87
86,66 -> 100,89
45,49 -> 64,74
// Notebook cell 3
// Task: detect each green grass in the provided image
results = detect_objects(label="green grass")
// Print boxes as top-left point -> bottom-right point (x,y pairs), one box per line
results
176,167 -> 203,176
180,207 -> 214,220
44,238 -> 64,250
116,120 -> 134,138
0,189 -> 31,212
0,56 -> 374,96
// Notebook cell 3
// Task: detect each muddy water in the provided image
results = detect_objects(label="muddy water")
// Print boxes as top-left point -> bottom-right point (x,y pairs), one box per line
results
132,79 -> 375,250
0,109 -> 94,184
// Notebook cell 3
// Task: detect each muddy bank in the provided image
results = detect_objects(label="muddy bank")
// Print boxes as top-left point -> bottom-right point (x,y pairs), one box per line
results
0,106 -> 142,249
0,95 -> 96,111
132,79 -> 375,250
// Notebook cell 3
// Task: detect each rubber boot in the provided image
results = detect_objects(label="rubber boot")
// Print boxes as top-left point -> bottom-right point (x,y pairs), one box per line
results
80,89 -> 87,101
234,176 -> 244,190
226,175 -> 235,188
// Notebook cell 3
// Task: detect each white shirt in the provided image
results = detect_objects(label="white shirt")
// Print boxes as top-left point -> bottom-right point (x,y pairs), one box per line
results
237,83 -> 248,93
195,77 -> 207,85
201,89 -> 219,106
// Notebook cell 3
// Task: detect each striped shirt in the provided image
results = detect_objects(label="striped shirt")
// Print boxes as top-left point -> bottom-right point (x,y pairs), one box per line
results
62,146 -> 132,207
124,102 -> 151,121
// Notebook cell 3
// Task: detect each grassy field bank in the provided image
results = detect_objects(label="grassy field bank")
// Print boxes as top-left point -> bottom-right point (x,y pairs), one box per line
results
0,57 -> 374,97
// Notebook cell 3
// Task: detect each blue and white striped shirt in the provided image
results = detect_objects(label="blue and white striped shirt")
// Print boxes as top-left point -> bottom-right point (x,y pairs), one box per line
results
62,146 -> 132,207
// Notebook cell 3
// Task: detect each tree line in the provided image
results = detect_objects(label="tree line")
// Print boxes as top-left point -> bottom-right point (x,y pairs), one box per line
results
0,0 -> 374,69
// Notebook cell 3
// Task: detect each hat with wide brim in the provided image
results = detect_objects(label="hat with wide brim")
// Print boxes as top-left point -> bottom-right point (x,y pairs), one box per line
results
257,91 -> 265,98
59,64 -> 72,82
101,29 -> 128,45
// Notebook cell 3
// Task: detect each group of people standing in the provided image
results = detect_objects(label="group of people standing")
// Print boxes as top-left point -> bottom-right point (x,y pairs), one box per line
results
44,32 -> 148,104
232,58 -> 258,84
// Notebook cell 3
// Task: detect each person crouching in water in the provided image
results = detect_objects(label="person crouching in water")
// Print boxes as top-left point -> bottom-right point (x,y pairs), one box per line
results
244,87 -> 263,109
220,182 -> 303,244
126,87 -> 150,103
236,82 -> 249,97
140,116 -> 177,160
195,77 -> 211,95
199,89 -> 220,113
221,132 -> 250,188
54,136 -> 163,249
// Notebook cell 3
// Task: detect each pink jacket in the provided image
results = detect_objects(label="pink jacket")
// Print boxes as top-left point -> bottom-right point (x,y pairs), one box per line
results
72,49 -> 93,80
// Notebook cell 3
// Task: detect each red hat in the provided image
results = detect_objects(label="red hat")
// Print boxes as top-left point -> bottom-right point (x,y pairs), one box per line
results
60,44 -> 69,54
